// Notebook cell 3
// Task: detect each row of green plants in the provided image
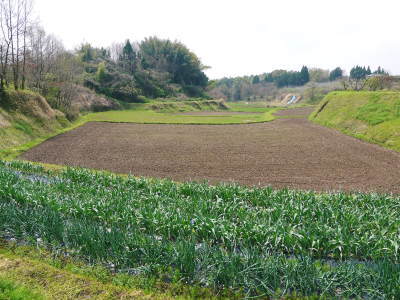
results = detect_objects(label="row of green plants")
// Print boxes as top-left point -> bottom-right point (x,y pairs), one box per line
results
0,160 -> 399,298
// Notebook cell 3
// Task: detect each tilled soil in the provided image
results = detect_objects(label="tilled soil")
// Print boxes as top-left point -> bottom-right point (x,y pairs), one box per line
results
21,108 -> 400,193
274,106 -> 315,117
173,111 -> 260,115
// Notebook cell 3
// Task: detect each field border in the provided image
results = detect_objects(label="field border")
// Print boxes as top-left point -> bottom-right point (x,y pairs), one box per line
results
0,107 -> 282,161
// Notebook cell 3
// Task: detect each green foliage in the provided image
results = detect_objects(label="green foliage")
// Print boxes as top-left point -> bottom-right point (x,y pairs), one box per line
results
0,161 -> 400,298
12,120 -> 33,135
140,37 -> 208,88
0,277 -> 44,300
365,76 -> 392,91
310,91 -> 400,152
303,85 -> 327,104
96,62 -> 107,83
265,66 -> 310,88
252,75 -> 260,84
300,66 -> 310,83
374,66 -> 388,75
81,37 -> 209,102
85,101 -> 277,124
80,44 -> 94,62
329,67 -> 343,81
309,68 -> 330,83
350,66 -> 368,80
119,39 -> 136,74
350,66 -> 388,80
356,95 -> 400,125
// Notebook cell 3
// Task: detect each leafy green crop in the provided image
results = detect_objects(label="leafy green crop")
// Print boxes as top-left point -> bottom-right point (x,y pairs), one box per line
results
0,160 -> 399,298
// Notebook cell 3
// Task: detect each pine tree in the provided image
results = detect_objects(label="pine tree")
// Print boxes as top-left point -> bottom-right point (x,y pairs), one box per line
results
120,40 -> 136,74
350,66 -> 367,79
81,44 -> 94,62
329,67 -> 343,81
252,75 -> 260,84
300,66 -> 310,84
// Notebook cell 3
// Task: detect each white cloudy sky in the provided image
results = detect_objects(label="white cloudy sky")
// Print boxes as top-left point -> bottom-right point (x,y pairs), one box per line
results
35,0 -> 400,79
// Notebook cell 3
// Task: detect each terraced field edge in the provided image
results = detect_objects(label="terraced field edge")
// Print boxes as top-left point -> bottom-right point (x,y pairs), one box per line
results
310,91 -> 400,152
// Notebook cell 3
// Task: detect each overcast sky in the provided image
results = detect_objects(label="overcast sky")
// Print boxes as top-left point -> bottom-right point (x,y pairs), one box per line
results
35,0 -> 400,79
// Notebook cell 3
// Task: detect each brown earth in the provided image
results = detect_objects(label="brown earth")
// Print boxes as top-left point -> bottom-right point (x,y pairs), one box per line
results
21,108 -> 400,194
274,106 -> 315,117
174,111 -> 260,116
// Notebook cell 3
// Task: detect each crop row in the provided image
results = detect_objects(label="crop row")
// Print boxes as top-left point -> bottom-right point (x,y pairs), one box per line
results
0,160 -> 399,297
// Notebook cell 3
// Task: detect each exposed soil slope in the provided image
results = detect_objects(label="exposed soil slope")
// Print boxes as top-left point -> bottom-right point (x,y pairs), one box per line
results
21,107 -> 400,193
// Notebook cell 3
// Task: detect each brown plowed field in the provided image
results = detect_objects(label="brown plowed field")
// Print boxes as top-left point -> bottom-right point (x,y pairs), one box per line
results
174,111 -> 260,115
274,106 -> 315,117
21,108 -> 400,194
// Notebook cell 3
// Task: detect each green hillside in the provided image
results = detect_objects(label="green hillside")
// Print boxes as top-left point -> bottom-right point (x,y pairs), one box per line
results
0,89 -> 72,154
310,91 -> 400,152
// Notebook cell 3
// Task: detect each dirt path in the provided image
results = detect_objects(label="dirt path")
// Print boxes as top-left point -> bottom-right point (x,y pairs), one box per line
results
21,108 -> 400,194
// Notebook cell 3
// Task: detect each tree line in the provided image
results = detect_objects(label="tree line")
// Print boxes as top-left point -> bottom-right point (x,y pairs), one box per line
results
210,66 -> 342,102
264,66 -> 310,87
0,0 -> 209,114
82,37 -> 209,101
210,64 -> 392,102
349,65 -> 388,79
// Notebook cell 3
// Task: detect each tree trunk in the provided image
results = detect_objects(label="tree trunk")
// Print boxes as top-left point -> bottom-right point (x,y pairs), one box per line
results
21,1 -> 27,90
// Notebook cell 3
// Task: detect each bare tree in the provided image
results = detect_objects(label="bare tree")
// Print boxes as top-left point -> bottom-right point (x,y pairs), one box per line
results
21,0 -> 32,89
109,42 -> 123,62
28,25 -> 65,90
0,0 -> 33,90
0,0 -> 12,90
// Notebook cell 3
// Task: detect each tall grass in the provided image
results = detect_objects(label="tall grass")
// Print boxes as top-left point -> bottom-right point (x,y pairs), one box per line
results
0,160 -> 399,298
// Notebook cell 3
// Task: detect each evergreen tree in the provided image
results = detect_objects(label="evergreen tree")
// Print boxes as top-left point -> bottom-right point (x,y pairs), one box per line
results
252,75 -> 260,84
264,73 -> 273,82
367,66 -> 372,75
300,66 -> 310,84
120,39 -> 136,74
329,67 -> 343,81
373,66 -> 388,75
81,44 -> 94,62
350,66 -> 367,79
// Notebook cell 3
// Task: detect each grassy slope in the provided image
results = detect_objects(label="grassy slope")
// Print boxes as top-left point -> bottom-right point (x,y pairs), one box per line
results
310,91 -> 400,152
0,276 -> 44,300
0,89 -> 72,159
0,248 -> 180,299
